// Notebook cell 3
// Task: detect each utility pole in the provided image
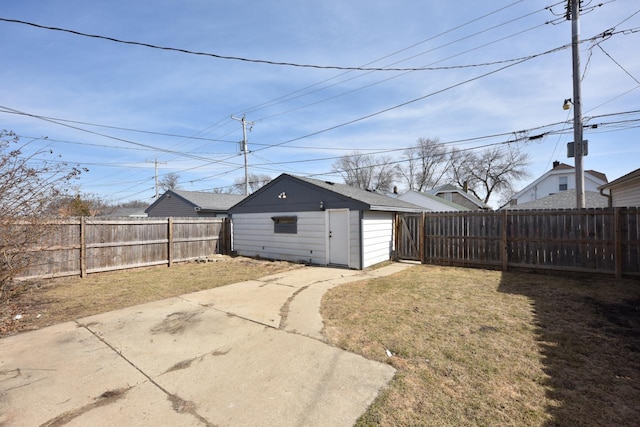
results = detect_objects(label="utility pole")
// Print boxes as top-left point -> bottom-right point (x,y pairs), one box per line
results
147,157 -> 167,198
569,0 -> 585,208
231,114 -> 254,196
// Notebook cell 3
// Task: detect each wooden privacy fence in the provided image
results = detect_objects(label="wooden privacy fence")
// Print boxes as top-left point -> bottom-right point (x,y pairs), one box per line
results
16,217 -> 231,280
402,208 -> 640,278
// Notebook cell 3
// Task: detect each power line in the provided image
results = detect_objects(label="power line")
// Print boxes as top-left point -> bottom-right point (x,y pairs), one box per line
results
0,16 -> 554,73
239,2 -> 561,119
251,44 -> 571,153
0,109 -> 236,143
596,43 -> 640,84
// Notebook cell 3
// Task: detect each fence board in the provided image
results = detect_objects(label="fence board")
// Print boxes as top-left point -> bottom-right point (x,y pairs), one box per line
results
420,208 -> 640,277
14,217 -> 231,280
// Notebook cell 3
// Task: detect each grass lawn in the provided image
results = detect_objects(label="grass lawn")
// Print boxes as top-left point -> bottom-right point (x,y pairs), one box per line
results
322,265 -> 640,426
0,256 -> 296,336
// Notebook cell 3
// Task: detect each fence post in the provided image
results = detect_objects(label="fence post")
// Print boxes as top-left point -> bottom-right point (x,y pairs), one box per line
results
614,208 -> 622,279
501,210 -> 508,271
80,217 -> 87,278
419,212 -> 426,264
223,218 -> 231,255
167,217 -> 174,267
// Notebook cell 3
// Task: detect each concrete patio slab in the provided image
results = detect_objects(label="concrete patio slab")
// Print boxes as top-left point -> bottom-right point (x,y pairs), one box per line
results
0,263 -> 415,426
0,322 -> 147,427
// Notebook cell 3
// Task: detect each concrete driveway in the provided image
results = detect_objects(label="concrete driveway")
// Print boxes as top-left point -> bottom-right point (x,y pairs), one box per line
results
0,263 -> 413,427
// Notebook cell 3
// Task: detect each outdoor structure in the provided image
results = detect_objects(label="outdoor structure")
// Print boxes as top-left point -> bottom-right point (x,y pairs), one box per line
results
145,190 -> 244,217
228,174 -> 422,269
391,189 -> 470,211
598,168 -> 640,207
509,161 -> 608,206
426,184 -> 490,210
501,189 -> 608,210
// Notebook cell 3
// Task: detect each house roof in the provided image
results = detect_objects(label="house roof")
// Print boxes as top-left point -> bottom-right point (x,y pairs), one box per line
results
391,190 -> 470,211
229,174 -> 423,213
512,162 -> 608,201
502,190 -> 608,210
426,184 -> 490,209
550,162 -> 608,182
599,168 -> 640,190
295,176 -> 421,211
145,190 -> 245,213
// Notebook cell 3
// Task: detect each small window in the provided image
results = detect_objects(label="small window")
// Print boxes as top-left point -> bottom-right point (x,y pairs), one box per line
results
272,216 -> 297,234
559,176 -> 568,191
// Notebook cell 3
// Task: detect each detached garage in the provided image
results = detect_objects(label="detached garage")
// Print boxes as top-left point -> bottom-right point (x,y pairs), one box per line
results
228,174 -> 421,269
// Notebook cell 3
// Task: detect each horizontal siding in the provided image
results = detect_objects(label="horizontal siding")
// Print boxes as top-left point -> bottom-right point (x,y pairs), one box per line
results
147,197 -> 197,217
362,211 -> 394,268
233,212 -> 327,265
613,186 -> 640,207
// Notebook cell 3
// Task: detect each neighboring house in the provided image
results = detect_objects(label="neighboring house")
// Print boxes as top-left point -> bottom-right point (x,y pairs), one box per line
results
105,207 -> 148,217
390,189 -> 470,211
228,174 -> 422,269
501,189 -> 608,210
426,184 -> 490,211
509,161 -> 608,206
145,189 -> 245,217
598,168 -> 640,207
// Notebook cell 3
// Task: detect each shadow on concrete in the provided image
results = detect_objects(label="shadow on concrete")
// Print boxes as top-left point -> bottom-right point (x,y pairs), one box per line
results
498,272 -> 640,426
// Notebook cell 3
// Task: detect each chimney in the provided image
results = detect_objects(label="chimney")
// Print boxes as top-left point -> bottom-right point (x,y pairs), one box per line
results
463,181 -> 468,193
393,185 -> 398,194
553,161 -> 560,168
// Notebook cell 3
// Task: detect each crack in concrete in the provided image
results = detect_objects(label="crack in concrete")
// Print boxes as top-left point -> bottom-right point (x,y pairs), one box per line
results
278,284 -> 312,330
78,322 -> 215,426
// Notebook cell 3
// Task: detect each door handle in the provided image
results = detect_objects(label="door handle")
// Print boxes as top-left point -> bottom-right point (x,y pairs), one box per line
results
329,231 -> 332,238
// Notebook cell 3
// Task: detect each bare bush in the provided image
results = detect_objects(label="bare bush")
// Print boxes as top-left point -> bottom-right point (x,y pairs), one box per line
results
0,131 -> 85,301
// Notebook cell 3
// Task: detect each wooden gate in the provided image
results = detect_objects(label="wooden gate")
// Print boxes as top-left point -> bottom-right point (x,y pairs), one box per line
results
395,213 -> 423,261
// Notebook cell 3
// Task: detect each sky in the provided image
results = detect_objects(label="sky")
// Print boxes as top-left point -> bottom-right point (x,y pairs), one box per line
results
1,0 -> 639,207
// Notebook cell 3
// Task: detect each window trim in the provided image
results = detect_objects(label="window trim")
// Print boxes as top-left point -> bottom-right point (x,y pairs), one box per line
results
559,176 -> 568,191
272,216 -> 297,234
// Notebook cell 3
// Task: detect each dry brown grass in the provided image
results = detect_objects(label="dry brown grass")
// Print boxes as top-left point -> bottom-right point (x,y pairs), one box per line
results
321,265 -> 640,426
1,256 -> 296,336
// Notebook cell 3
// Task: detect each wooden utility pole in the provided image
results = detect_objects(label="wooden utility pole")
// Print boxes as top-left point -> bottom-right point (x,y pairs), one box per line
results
147,157 -> 167,198
569,0 -> 586,208
231,114 -> 254,196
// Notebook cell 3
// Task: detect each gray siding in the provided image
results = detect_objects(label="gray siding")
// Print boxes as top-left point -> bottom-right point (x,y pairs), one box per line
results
147,196 -> 198,217
232,212 -> 328,265
230,176 -> 368,214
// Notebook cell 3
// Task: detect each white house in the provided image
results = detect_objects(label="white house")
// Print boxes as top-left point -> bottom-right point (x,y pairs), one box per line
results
426,184 -> 490,210
391,190 -> 470,211
598,168 -> 640,207
228,174 -> 422,269
509,161 -> 608,206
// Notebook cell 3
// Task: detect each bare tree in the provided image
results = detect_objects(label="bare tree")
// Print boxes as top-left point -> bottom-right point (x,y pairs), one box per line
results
332,151 -> 397,192
448,145 -> 530,205
399,137 -> 448,191
0,131 -> 85,301
159,172 -> 180,192
232,173 -> 272,195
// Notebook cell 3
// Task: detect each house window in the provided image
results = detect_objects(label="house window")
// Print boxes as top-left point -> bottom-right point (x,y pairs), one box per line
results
559,176 -> 568,191
272,216 -> 297,234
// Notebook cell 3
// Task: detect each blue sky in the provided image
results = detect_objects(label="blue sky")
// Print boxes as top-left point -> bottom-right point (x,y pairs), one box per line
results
1,0 -> 639,206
